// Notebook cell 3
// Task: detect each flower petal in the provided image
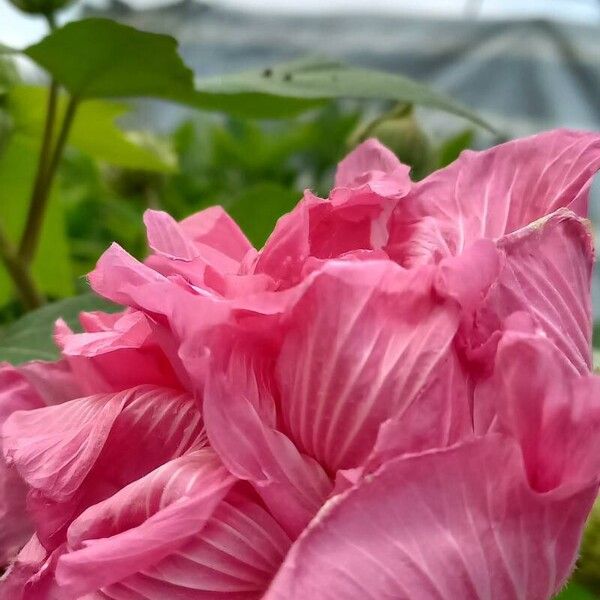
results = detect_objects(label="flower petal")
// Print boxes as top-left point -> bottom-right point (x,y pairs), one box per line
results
253,183 -> 396,289
89,243 -> 168,310
88,243 -> 232,390
54,450 -> 236,597
0,460 -> 30,567
387,129 -> 600,260
2,390 -> 128,502
3,386 -> 206,547
56,311 -> 182,393
367,350 -> 472,469
334,138 -> 411,197
488,328 -> 600,493
85,487 -> 291,600
204,352 -> 332,538
473,209 -> 594,374
144,209 -> 244,288
180,205 -> 253,264
275,260 -> 461,473
11,361 -> 81,408
144,210 -> 200,261
0,535 -> 51,599
266,436 -> 596,600
0,363 -> 78,566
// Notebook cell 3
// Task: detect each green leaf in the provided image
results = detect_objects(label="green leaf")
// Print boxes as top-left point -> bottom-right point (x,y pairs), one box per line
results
198,58 -> 499,134
183,90 -> 325,120
0,134 -> 73,305
24,19 -> 194,101
9,85 -> 177,172
0,293 -> 118,364
23,19 -> 321,118
21,20 -> 495,127
226,182 -> 300,248
554,582 -> 596,599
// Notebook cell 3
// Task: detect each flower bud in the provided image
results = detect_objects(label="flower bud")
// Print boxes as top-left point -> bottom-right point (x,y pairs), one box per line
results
349,104 -> 432,180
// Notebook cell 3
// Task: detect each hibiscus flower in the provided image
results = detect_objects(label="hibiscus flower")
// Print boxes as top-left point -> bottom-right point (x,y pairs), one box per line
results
2,129 -> 600,600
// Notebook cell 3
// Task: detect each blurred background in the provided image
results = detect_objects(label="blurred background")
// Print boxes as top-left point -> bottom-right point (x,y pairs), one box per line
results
1,0 -> 600,596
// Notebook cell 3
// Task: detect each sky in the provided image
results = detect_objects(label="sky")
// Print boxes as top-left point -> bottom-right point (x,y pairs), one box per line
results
1,0 -> 600,47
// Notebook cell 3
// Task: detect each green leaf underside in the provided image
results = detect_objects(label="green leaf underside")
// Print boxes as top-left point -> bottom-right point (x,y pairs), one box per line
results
197,58 -> 498,133
22,20 -> 495,129
0,293 -> 118,364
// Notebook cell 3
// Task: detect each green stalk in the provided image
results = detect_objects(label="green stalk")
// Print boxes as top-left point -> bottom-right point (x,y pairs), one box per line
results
0,9 -> 60,310
18,94 -> 79,265
19,80 -> 59,264
0,218 -> 43,309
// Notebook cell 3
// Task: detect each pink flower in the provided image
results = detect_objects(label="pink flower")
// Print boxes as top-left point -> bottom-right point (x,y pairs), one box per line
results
2,129 -> 600,599
0,361 -> 81,568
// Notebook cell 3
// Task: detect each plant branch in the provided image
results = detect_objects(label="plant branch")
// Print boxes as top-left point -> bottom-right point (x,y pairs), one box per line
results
0,219 -> 44,309
19,80 -> 59,264
18,94 -> 79,264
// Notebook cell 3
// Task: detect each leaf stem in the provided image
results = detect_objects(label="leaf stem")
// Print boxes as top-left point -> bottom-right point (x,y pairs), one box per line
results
18,94 -> 79,264
0,219 -> 44,309
45,12 -> 57,31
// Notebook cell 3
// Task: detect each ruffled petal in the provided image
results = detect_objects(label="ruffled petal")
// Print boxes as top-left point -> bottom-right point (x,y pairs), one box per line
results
473,209 -> 593,374
89,244 -> 231,390
204,354 -> 331,538
11,361 -> 81,408
3,386 -> 206,547
0,364 -> 45,423
180,206 -> 253,264
88,243 -> 169,310
144,210 -> 244,289
0,535 -> 51,599
253,181 -> 398,289
434,239 -> 501,315
53,450 -> 236,598
56,311 -> 182,393
3,391 -> 128,502
334,138 -> 411,198
266,436 -> 596,600
488,328 -> 600,493
251,193 -> 320,288
367,350 -> 472,470
387,129 -> 600,261
0,462 -> 30,567
0,363 -> 78,565
144,210 -> 200,261
86,487 -> 291,600
275,260 -> 461,473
